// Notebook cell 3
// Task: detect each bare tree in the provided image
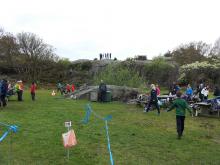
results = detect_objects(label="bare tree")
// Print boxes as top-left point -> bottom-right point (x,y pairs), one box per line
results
0,29 -> 19,72
17,32 -> 57,80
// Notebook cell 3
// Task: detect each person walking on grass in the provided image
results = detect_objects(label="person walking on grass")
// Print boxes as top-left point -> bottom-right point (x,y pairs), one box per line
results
166,91 -> 192,139
144,84 -> 160,115
30,82 -> 36,101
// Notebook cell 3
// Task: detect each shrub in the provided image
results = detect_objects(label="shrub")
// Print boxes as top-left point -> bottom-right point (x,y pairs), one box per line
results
93,63 -> 144,88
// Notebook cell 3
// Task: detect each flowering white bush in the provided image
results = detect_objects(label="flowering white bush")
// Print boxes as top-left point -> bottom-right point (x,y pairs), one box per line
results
179,60 -> 220,85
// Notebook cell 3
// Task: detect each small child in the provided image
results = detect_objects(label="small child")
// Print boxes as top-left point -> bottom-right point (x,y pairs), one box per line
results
166,91 -> 192,139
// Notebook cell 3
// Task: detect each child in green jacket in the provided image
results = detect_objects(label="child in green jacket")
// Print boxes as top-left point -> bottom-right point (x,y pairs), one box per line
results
166,91 -> 192,139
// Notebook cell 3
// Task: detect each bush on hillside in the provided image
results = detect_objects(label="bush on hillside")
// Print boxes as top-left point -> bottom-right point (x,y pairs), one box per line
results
93,63 -> 144,88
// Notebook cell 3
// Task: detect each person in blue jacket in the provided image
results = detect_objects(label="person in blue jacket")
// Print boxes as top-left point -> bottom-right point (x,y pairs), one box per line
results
185,84 -> 193,101
0,79 -> 8,107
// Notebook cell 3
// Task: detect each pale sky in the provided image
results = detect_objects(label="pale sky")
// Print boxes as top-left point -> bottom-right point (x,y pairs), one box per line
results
0,0 -> 220,61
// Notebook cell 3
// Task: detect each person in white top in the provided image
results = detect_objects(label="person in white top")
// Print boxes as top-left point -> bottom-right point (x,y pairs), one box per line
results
201,86 -> 209,101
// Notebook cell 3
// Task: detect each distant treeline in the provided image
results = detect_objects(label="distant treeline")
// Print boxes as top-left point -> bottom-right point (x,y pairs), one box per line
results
1,27 -> 220,88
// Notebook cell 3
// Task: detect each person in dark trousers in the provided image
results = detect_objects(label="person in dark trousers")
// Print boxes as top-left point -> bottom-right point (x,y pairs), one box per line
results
166,91 -> 192,139
30,82 -> 36,101
0,79 -> 8,107
144,84 -> 160,115
17,80 -> 24,101
213,86 -> 220,97
99,80 -> 107,102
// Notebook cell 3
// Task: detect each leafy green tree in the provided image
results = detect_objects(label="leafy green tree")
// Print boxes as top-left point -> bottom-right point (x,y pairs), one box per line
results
144,57 -> 178,86
171,42 -> 210,66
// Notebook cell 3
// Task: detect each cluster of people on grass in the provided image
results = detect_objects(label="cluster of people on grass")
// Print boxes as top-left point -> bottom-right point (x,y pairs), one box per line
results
57,82 -> 75,95
144,82 -> 220,139
144,83 -> 193,139
0,79 -> 37,108
168,82 -> 220,102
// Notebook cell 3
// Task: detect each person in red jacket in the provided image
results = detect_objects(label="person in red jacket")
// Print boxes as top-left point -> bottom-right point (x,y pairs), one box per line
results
71,84 -> 75,92
66,84 -> 71,93
30,82 -> 36,101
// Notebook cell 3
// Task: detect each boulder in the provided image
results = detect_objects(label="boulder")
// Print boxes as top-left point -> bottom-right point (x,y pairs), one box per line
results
68,85 -> 139,102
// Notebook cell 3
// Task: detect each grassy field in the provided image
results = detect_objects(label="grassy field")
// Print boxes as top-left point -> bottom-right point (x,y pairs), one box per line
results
0,90 -> 220,165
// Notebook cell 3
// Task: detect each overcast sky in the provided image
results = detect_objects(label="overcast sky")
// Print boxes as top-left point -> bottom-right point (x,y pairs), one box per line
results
0,0 -> 220,61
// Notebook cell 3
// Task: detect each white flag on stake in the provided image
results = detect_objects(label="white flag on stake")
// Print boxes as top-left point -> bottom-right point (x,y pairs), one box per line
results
62,129 -> 77,148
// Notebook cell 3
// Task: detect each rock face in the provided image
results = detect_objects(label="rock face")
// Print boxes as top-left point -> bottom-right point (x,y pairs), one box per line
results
68,85 -> 139,102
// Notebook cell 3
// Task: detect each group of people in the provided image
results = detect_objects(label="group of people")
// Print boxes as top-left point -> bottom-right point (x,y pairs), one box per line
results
0,79 -> 37,108
144,82 -> 220,139
169,82 -> 220,102
144,83 -> 192,139
57,83 -> 75,95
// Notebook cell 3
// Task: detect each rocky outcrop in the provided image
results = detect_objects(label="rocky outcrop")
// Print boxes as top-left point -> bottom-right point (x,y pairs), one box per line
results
68,85 -> 140,102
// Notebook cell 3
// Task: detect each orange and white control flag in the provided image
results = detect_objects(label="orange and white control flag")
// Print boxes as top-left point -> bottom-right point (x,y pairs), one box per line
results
62,129 -> 77,148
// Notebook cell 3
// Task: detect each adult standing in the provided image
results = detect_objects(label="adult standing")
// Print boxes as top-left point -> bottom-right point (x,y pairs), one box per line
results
144,84 -> 160,115
30,82 -> 36,101
15,81 -> 20,101
198,82 -> 204,101
66,84 -> 71,93
0,80 -> 2,106
185,84 -> 193,101
213,86 -> 220,97
166,91 -> 192,139
201,86 -> 209,101
17,80 -> 24,101
0,79 -> 8,107
99,80 -> 107,102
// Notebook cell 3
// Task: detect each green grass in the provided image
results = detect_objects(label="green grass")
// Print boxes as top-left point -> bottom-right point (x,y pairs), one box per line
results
1,90 -> 220,164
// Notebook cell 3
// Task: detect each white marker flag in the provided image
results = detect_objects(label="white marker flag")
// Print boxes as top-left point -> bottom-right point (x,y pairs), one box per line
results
62,129 -> 77,148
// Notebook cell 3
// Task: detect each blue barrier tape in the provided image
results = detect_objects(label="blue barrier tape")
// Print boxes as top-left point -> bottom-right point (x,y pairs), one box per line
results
105,120 -> 114,165
0,123 -> 18,142
0,131 -> 9,142
82,104 -> 114,165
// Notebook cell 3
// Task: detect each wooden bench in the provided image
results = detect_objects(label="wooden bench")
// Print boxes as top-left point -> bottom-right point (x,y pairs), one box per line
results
193,102 -> 212,116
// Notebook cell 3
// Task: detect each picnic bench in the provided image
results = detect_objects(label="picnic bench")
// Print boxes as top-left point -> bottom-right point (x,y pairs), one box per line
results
192,97 -> 220,117
192,102 -> 212,117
